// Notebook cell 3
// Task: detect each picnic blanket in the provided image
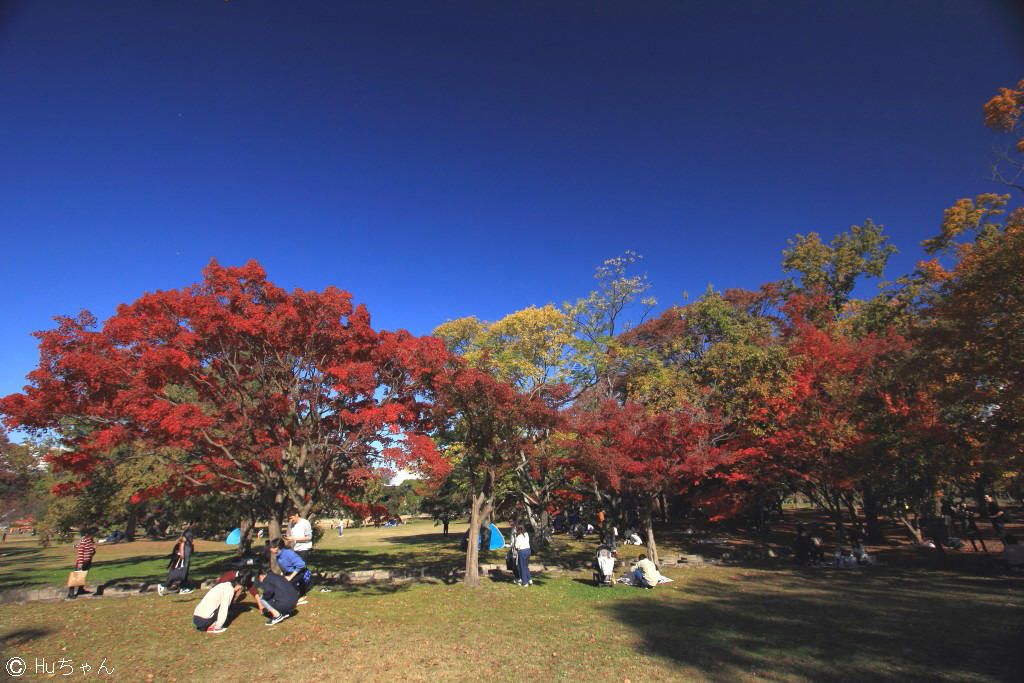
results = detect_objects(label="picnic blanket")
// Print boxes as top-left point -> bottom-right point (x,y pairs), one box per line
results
616,574 -> 674,586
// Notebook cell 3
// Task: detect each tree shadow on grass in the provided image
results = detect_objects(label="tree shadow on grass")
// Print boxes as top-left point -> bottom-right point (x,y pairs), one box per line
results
317,582 -> 414,597
379,532 -> 462,547
1,627 -> 55,664
310,548 -> 464,574
0,546 -> 44,561
607,569 -> 1024,682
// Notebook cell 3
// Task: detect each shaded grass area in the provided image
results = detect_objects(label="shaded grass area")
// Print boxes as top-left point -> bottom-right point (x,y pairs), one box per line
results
0,566 -> 1020,682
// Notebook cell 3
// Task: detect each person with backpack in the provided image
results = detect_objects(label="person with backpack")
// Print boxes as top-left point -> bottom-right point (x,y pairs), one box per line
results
269,538 -> 311,604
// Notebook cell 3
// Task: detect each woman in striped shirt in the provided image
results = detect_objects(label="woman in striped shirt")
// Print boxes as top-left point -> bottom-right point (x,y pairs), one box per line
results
67,527 -> 97,599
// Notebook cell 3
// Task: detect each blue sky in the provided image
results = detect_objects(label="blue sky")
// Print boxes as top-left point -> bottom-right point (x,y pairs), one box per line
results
2,1 -> 1023,403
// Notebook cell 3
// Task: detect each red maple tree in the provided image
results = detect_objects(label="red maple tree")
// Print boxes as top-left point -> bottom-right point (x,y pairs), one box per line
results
755,293 -> 936,541
1,260 -> 449,538
431,365 -> 560,586
568,399 -> 750,565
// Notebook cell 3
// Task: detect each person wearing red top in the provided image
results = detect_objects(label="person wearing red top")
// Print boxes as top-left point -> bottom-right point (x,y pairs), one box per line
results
67,527 -> 97,600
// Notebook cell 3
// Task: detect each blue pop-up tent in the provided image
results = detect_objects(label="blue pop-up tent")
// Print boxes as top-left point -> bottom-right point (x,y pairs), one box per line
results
225,528 -> 241,546
487,523 -> 505,550
472,523 -> 506,550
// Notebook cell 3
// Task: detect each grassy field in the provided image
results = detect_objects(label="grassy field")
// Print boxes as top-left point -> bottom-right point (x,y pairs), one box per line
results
1,519 -> 1022,681
0,520 -> 476,590
1,564 -> 1021,682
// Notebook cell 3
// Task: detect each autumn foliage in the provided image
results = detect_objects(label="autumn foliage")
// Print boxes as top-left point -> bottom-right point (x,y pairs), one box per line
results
4,78 -> 1024,563
1,260 -> 449,529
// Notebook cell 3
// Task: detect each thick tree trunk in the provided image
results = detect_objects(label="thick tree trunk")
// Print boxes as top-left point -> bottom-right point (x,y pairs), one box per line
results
464,492 -> 485,587
464,467 -> 496,587
643,502 -> 659,566
125,506 -> 138,543
239,514 -> 255,555
843,493 -> 864,540
538,508 -> 551,548
862,483 -> 884,544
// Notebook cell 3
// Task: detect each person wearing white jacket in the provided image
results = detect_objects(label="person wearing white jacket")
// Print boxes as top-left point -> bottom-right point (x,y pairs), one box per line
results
511,524 -> 532,586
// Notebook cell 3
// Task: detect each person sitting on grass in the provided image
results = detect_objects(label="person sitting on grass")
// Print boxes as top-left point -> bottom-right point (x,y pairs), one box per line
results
255,565 -> 299,626
269,538 -> 312,605
192,574 -> 246,634
632,553 -> 661,588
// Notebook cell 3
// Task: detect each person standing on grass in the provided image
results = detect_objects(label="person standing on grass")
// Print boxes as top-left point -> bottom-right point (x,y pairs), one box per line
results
67,527 -> 96,599
159,521 -> 196,596
192,575 -> 245,634
287,510 -> 313,561
269,538 -> 312,604
512,523 -> 532,587
255,565 -> 299,626
984,494 -> 1007,539
960,505 -> 989,553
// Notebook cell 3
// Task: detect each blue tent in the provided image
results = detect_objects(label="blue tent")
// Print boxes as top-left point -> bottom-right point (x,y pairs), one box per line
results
472,523 -> 506,550
225,528 -> 241,546
487,523 -> 505,550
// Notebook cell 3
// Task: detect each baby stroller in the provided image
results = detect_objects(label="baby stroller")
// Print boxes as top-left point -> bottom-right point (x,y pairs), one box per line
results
593,545 -> 616,587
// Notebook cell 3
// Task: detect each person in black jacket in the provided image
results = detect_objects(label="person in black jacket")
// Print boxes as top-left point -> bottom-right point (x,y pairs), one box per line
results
255,566 -> 298,626
158,522 -> 195,596
985,494 -> 1007,539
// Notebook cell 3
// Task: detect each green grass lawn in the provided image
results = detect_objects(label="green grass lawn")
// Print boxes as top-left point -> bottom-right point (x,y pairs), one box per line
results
0,565 -> 1021,682
0,520 -> 479,590
1,519 -> 1023,681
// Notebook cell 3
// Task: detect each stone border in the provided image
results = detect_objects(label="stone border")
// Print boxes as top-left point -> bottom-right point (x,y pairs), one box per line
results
0,554 -> 713,604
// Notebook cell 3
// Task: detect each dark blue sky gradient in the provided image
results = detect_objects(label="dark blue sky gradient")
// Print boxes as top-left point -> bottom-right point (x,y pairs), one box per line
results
2,1 -> 1023,401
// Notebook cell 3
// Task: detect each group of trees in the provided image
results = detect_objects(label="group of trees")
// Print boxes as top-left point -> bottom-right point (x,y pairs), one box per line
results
2,80 -> 1022,583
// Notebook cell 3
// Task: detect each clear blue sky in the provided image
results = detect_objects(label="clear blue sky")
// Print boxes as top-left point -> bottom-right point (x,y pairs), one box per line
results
2,1 -> 1023,402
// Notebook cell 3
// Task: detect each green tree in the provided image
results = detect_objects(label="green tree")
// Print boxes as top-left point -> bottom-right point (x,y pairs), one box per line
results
782,220 -> 897,316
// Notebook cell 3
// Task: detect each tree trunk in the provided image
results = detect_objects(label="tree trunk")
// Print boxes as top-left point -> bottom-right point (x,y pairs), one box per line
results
843,493 -> 863,540
239,513 -> 255,555
862,483 -> 884,544
897,514 -> 924,544
808,487 -> 847,544
464,492 -> 485,587
125,505 -> 139,543
643,502 -> 659,566
523,505 -> 551,551
464,467 -> 496,587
